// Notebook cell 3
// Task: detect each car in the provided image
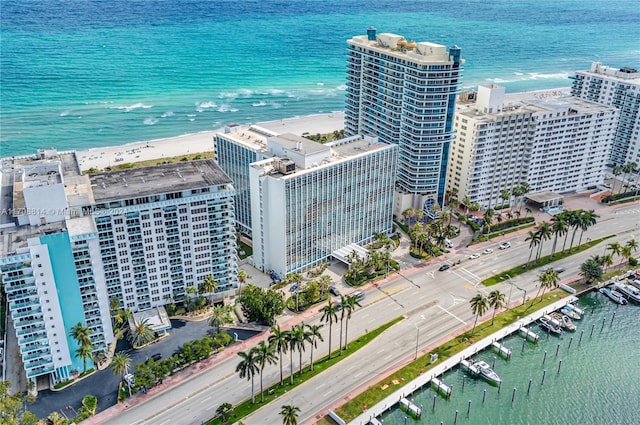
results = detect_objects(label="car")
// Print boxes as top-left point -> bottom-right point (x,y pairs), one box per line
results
438,264 -> 451,271
289,284 -> 299,292
468,253 -> 480,260
499,242 -> 511,250
329,286 -> 341,296
150,353 -> 162,361
541,266 -> 565,274
482,248 -> 493,255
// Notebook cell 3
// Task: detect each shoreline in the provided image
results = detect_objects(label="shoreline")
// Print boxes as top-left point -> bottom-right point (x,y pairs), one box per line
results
74,112 -> 345,171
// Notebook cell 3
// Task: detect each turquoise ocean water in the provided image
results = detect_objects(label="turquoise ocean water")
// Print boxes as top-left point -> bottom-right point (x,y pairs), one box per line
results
379,292 -> 640,425
2,0 -> 639,158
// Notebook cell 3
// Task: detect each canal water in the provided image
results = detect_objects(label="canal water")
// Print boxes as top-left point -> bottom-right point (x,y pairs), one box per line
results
378,292 -> 640,425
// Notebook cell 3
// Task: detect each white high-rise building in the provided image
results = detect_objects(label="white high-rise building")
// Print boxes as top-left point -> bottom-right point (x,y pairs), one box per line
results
571,62 -> 640,167
345,27 -> 463,214
1,151 -> 237,384
249,134 -> 397,278
447,86 -> 618,209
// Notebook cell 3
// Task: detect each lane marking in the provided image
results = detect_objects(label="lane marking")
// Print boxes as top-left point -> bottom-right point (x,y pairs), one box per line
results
437,305 -> 467,324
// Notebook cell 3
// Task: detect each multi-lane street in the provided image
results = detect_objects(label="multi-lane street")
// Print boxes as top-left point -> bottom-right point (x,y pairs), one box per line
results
97,204 -> 639,425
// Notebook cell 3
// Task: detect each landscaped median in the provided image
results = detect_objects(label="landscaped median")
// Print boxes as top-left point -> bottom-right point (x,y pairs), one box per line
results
320,290 -> 569,424
205,317 -> 404,425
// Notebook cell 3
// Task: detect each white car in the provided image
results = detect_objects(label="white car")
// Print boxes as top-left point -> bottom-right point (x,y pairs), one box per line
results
499,242 -> 511,250
482,248 -> 493,255
468,253 -> 480,260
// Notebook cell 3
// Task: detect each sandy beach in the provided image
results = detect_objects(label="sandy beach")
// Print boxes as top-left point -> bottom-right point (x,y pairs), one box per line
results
77,112 -> 345,172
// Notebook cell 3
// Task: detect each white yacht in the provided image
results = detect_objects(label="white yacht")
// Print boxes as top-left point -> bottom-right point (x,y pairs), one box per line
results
599,287 -> 628,305
611,283 -> 640,303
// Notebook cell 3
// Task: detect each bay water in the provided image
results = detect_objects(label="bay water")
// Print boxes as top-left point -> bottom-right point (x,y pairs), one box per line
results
2,0 -> 639,157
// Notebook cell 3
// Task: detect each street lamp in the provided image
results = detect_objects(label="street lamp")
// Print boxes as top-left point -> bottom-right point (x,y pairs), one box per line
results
415,325 -> 420,360
522,289 -> 528,306
505,273 -> 514,307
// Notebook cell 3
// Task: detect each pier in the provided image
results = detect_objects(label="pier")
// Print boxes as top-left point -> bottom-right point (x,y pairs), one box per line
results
491,341 -> 512,360
349,296 -> 579,425
399,397 -> 422,418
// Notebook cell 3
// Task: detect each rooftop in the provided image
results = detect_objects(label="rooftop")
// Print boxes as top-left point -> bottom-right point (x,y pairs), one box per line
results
90,159 -> 232,202
348,32 -> 457,65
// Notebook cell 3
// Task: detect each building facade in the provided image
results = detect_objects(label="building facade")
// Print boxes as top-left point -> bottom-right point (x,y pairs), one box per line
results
249,134 -> 397,278
447,86 -> 618,209
571,62 -> 640,167
1,151 -> 237,384
345,27 -> 463,212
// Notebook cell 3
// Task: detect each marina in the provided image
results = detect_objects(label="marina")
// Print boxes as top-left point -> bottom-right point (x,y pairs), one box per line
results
354,290 -> 639,425
598,287 -> 628,305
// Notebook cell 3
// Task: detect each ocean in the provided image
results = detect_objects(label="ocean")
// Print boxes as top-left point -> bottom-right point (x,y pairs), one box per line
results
1,0 -> 639,158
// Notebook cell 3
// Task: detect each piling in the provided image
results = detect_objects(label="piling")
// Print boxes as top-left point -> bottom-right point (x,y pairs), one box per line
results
521,338 -> 526,353
511,387 -> 516,404
541,369 -> 547,385
590,323 -> 595,337
555,343 -> 560,357
498,381 -> 502,394
454,409 -> 459,425
542,350 -> 547,365
527,378 -> 532,394
568,336 -> 573,350
467,399 -> 471,416
492,356 -> 496,369
557,359 -> 563,375
482,389 -> 487,404
601,317 -> 606,332
432,394 -> 437,411
462,375 -> 465,391
579,330 -> 584,346
611,312 -> 616,325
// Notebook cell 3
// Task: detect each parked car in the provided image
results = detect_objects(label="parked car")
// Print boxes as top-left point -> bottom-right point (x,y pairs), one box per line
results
499,242 -> 511,250
468,253 -> 480,260
482,248 -> 493,255
290,283 -> 299,292
329,286 -> 341,296
541,266 -> 565,274
438,264 -> 451,271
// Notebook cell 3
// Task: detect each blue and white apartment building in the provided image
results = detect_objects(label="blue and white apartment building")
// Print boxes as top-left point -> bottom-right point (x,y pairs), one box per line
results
345,28 -> 463,215
0,149 -> 237,385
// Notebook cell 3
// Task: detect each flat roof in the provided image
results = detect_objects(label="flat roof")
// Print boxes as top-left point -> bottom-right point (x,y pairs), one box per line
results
525,191 -> 564,204
269,133 -> 330,155
90,159 -> 231,202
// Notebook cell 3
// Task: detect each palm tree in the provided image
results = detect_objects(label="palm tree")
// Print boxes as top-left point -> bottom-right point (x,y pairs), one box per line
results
536,269 -> 559,302
280,404 -> 301,425
111,351 -> 132,396
622,162 -> 636,193
337,295 -> 347,355
621,245 -> 633,265
612,165 -> 623,194
580,257 -> 604,284
577,210 -> 598,247
483,208 -> 495,234
534,222 -> 553,263
469,294 -> 488,337
268,325 -> 288,386
511,185 -> 523,212
626,238 -> 639,253
69,322 -> 93,373
607,241 -> 622,263
216,402 -> 233,423
567,209 -> 584,253
209,305 -> 233,333
500,189 -> 511,209
253,341 -> 277,403
402,208 -> 415,226
342,295 -> 361,350
601,253 -> 614,272
236,349 -> 259,404
305,324 -> 324,371
487,290 -> 505,325
524,230 -> 540,268
290,323 -> 310,376
519,182 -> 530,215
128,318 -> 156,348
550,215 -> 568,259
200,274 -> 219,304
320,300 -> 338,359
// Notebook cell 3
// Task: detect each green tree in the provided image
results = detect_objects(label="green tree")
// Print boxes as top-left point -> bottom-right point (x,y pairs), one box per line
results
305,323 -> 324,372
577,210 -> 598,247
236,349 -> 259,404
625,238 -> 639,253
483,208 -> 495,234
253,341 -> 277,403
81,395 -> 98,416
209,305 -> 233,333
580,257 -> 603,284
524,230 -> 540,268
200,274 -> 219,304
0,381 -> 39,425
290,323 -> 310,377
534,222 -> 553,263
280,404 -> 301,425
111,351 -> 132,396
341,295 -> 361,350
268,325 -> 288,386
128,318 -> 156,348
536,269 -> 559,302
550,214 -> 568,259
469,294 -> 488,337
238,285 -> 285,325
216,402 -> 233,423
320,300 -> 339,359
69,322 -> 93,373
487,290 -> 505,325
76,343 -> 94,374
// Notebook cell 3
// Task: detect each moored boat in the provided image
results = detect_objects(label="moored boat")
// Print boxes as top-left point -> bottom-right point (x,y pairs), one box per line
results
539,316 -> 563,335
462,358 -> 502,385
599,287 -> 628,305
612,283 -> 640,303
560,305 -> 581,320
549,312 -> 575,331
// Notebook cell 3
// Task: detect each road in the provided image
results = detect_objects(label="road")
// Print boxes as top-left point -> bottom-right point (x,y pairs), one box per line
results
97,206 -> 639,425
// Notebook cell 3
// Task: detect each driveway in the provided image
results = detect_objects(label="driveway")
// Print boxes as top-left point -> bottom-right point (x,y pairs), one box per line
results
28,319 -> 259,419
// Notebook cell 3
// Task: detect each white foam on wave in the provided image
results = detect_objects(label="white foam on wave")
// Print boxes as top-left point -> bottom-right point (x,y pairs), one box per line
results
196,101 -> 218,112
143,117 -> 158,125
252,101 -> 267,107
335,84 -> 347,91
59,110 -> 71,117
112,103 -> 153,112
486,71 -> 570,84
216,104 -> 238,113
271,102 -> 282,109
218,92 -> 238,100
161,111 -> 174,118
316,82 -> 324,86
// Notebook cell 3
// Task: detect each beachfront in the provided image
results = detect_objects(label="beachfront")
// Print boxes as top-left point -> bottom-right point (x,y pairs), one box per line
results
75,112 -> 345,172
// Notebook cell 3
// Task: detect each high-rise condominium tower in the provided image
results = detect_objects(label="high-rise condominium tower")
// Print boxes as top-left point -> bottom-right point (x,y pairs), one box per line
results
345,27 -> 462,213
